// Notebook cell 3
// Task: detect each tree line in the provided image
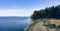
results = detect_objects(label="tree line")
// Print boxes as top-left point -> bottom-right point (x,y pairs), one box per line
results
31,5 -> 60,20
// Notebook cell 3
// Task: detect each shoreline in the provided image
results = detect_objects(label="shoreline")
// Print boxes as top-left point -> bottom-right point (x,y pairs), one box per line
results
24,21 -> 33,31
24,19 -> 44,31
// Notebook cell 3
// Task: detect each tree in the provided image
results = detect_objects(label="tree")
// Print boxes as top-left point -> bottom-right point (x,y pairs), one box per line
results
31,5 -> 60,20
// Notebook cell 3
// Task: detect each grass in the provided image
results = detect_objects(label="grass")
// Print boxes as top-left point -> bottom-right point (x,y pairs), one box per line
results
45,19 -> 60,31
45,26 -> 52,31
46,27 -> 49,31
45,25 -> 56,31
49,19 -> 60,26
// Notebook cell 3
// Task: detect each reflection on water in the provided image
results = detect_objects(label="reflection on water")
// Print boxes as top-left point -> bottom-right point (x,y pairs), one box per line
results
0,17 -> 31,31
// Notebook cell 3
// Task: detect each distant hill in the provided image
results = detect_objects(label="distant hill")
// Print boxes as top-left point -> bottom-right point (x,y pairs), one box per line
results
31,5 -> 60,20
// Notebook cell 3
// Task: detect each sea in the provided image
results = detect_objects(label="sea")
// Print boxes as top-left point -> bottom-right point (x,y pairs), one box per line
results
0,16 -> 31,31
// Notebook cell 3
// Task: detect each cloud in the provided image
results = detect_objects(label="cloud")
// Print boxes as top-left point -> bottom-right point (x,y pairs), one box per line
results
0,9 -> 32,16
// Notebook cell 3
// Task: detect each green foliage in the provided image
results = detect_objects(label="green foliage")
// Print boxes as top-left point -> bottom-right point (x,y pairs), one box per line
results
31,5 -> 60,20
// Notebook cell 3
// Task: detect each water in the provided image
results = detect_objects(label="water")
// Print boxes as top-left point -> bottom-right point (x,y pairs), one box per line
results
0,17 -> 31,31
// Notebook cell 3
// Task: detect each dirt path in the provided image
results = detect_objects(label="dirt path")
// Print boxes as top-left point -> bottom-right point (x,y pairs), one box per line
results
31,21 -> 47,31
26,20 -> 58,31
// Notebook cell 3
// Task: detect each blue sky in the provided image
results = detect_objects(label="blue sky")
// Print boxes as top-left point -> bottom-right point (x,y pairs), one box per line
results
0,0 -> 60,16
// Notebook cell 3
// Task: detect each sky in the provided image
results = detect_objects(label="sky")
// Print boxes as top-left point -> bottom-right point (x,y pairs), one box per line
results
0,0 -> 60,16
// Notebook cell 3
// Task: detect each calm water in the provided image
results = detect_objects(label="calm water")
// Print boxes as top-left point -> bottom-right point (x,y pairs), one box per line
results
0,17 -> 31,31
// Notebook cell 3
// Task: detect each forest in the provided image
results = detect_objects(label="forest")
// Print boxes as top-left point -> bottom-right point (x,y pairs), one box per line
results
31,5 -> 60,20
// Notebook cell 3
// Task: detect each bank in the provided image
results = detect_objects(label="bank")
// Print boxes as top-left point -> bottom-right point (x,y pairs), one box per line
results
24,19 -> 46,31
